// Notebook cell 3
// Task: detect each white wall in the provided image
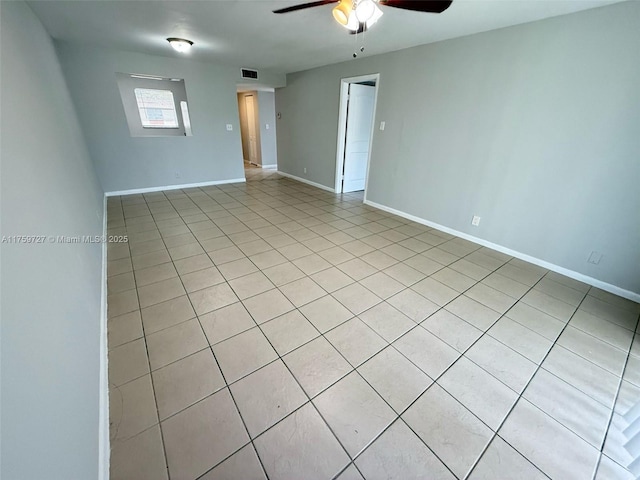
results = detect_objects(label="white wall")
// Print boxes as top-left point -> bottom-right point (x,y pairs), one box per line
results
275,1 -> 640,296
0,2 -> 105,478
55,43 -> 285,193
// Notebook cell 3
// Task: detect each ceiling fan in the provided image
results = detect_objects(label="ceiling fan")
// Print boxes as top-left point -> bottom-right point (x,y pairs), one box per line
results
273,0 -> 453,34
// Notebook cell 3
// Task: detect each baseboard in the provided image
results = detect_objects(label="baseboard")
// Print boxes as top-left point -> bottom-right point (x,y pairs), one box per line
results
98,195 -> 109,480
277,171 -> 335,193
261,164 -> 277,170
364,199 -> 640,303
105,178 -> 246,197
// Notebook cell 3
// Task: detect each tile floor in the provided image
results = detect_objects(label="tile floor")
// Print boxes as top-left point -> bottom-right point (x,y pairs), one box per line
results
107,166 -> 640,480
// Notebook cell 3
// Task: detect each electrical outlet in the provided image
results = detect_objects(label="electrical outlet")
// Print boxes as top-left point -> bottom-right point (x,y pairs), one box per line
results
175,172 -> 181,179
226,124 -> 233,131
303,167 -> 307,174
265,124 -> 270,130
587,251 -> 602,265
380,121 -> 386,131
471,216 -> 481,226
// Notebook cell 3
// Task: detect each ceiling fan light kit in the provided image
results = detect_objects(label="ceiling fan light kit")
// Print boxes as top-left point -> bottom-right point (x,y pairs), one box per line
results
332,0 -> 383,31
166,37 -> 193,53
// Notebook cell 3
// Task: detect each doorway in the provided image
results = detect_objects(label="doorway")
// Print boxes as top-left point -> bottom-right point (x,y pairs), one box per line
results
237,91 -> 261,166
335,74 -> 379,194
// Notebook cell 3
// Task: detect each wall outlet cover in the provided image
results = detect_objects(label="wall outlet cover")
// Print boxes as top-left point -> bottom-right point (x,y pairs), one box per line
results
472,216 -> 481,226
226,124 -> 233,131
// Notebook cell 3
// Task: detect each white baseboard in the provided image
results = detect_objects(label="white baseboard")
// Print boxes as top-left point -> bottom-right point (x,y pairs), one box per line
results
364,199 -> 640,303
99,195 -> 109,480
262,164 -> 277,170
277,171 -> 335,193
105,178 -> 246,197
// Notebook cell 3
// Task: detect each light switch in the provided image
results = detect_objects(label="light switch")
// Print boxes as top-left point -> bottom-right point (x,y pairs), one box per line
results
226,124 -> 233,131
266,124 -> 270,130
380,121 -> 386,131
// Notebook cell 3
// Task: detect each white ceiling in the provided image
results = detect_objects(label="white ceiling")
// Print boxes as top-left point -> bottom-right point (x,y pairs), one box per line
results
29,0 -> 623,75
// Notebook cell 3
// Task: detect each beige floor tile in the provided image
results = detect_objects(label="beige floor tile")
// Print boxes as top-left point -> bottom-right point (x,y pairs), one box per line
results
387,289 -> 439,322
335,464 -> 365,480
108,310 -> 144,349
445,295 -> 501,331
262,261 -> 306,286
594,455 -> 635,480
465,283 -> 516,314
200,445 -> 266,480
109,338 -> 149,386
108,257 -> 133,277
108,289 -> 139,318
162,389 -> 249,480
557,325 -> 627,376
200,301 -> 255,344
284,337 -> 352,397
431,267 -> 476,293
135,262 -> 178,288
333,283 -> 382,315
523,368 -> 610,447
241,288 -> 295,325
393,327 -> 459,379
468,436 -> 546,480
248,249 -> 288,269
499,399 -> 599,480
438,357 -> 518,430
422,309 -> 482,352
487,316 -> 552,363
137,277 -> 185,308
279,277 -> 326,307
228,271 -> 274,300
173,253 -> 214,275
337,258 -> 378,281
581,296 -> 639,331
153,349 -> 225,420
231,360 -> 307,437
481,272 -> 529,299
181,266 -> 224,293
403,384 -> 492,479
218,258 -> 258,280
310,266 -> 355,292
261,310 -> 319,355
534,277 -> 586,306
359,302 -> 416,343
292,253 -> 332,275
146,318 -> 208,370
326,318 -> 387,367
108,271 -> 136,294
110,374 -> 158,444
132,250 -> 171,270
314,372 -> 396,457
189,283 -> 238,315
140,295 -> 195,335
521,289 -> 576,321
542,345 -> 619,407
110,426 -> 168,480
212,327 -> 278,383
254,403 -> 350,480
356,420 -> 455,480
505,301 -> 565,340
358,347 -> 432,414
465,336 -> 537,393
570,309 -> 633,351
360,272 -> 405,300
383,262 -> 426,287
449,258 -> 491,281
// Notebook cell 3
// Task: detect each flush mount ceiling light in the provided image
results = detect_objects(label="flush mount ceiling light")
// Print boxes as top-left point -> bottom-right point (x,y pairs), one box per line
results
166,37 -> 193,53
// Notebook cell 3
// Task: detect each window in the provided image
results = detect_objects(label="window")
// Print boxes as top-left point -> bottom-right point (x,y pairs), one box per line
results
134,88 -> 179,129
116,73 -> 192,137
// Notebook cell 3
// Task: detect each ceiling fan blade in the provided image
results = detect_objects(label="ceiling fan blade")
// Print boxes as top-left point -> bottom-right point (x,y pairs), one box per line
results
273,0 -> 339,14
380,0 -> 453,14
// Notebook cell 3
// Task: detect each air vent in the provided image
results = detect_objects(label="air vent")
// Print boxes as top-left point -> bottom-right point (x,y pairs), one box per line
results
241,68 -> 258,80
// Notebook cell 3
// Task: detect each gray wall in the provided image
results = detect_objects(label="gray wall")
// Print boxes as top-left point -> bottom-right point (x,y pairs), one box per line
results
1,2 -> 105,479
55,43 -> 280,192
275,1 -> 640,295
258,91 -> 278,167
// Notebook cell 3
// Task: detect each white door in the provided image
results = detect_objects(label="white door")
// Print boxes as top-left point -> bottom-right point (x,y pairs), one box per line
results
245,95 -> 258,164
342,84 -> 375,192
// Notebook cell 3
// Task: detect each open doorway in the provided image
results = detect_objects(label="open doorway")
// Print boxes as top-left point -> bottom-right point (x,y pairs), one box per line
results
237,89 -> 278,170
335,74 -> 379,194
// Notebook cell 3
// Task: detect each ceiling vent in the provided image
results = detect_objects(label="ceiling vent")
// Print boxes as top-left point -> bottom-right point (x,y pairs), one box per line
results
241,68 -> 258,80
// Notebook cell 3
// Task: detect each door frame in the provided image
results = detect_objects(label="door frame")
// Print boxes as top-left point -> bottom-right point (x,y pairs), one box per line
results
334,73 -> 380,194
